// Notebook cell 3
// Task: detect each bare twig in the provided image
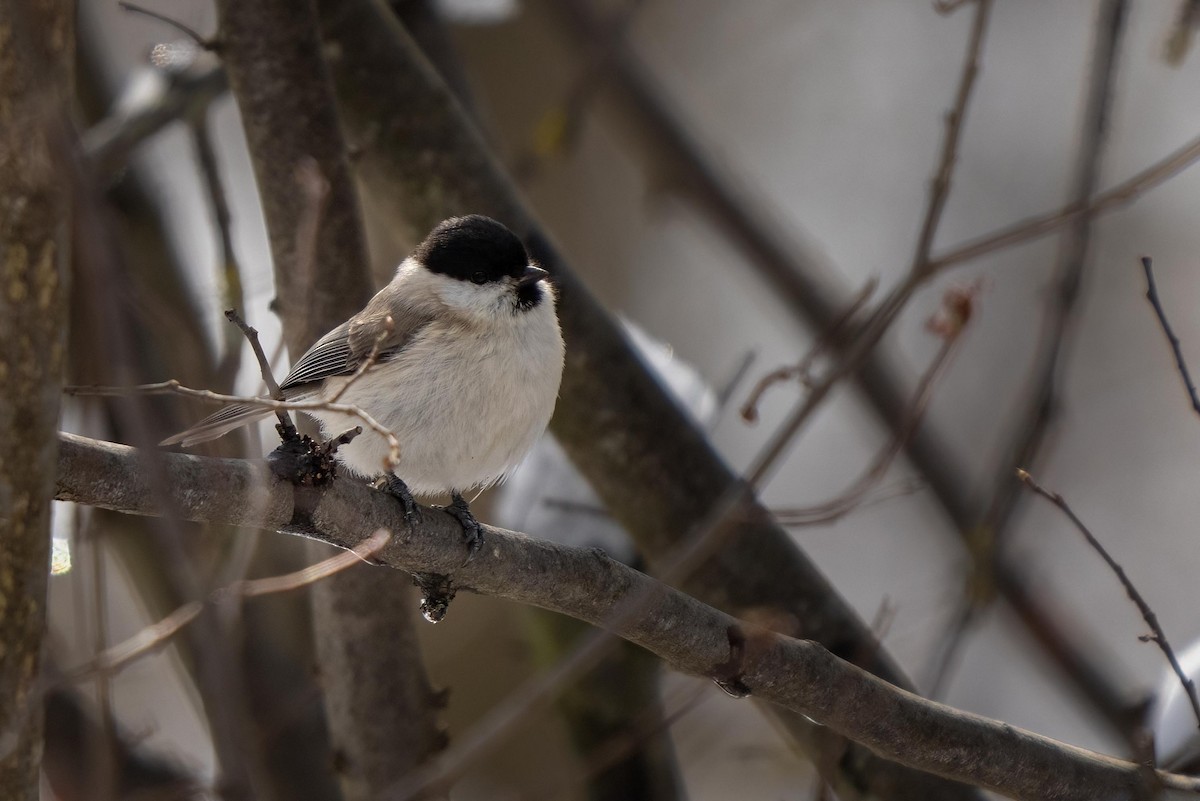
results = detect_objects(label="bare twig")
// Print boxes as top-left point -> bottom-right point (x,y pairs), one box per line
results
929,130 -> 1200,273
773,340 -> 951,526
1141,257 -> 1200,416
1017,469 -> 1200,733
926,0 -> 1133,720
775,285 -> 974,526
741,279 -> 877,424
743,0 -> 992,490
912,0 -> 992,276
224,310 -> 284,400
224,309 -> 296,438
65,380 -> 401,471
117,1 -> 210,48
63,530 -> 391,682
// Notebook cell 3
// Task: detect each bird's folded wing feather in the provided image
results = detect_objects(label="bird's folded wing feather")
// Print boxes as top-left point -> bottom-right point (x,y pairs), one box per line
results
279,298 -> 435,391
161,292 -> 435,447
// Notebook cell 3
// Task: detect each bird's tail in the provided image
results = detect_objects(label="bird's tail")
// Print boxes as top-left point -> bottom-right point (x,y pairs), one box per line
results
159,403 -> 274,447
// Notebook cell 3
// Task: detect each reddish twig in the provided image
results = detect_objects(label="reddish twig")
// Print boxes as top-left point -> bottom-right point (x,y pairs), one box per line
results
775,284 -> 976,525
1017,469 -> 1200,733
741,279 -> 877,424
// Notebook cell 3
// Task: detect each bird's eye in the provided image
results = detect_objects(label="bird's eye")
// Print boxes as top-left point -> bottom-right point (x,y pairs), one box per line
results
471,271 -> 488,285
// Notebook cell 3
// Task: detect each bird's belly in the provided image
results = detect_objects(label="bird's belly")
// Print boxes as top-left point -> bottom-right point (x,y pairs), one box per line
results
309,326 -> 561,495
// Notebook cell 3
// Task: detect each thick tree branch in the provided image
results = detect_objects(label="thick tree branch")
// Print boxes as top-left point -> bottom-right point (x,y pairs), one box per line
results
52,433 -> 1200,801
215,2 -> 444,797
0,1 -> 72,798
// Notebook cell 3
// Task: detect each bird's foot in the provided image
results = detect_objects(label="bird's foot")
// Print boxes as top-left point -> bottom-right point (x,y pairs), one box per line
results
441,491 -> 484,563
268,426 -> 360,487
383,472 -> 421,526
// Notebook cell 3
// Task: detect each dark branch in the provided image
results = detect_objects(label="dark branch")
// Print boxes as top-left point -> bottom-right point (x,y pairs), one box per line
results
1141,257 -> 1200,417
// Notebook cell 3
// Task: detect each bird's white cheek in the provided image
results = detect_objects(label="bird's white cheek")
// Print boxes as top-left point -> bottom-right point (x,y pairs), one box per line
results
437,280 -> 507,316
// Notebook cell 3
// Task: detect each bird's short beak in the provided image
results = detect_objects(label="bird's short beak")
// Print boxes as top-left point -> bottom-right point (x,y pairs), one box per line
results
517,265 -> 549,287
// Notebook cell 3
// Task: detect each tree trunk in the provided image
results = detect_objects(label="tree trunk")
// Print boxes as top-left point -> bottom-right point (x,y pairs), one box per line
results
0,1 -> 73,798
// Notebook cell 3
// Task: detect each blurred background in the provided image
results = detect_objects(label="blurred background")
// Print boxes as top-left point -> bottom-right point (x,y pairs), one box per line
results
44,1 -> 1200,798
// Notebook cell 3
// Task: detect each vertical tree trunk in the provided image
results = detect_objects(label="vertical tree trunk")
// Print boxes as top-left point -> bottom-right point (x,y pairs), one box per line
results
217,2 -> 446,797
0,1 -> 73,798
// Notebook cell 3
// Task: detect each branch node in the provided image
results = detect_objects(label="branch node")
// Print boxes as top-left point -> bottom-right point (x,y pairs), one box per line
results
711,625 -> 752,699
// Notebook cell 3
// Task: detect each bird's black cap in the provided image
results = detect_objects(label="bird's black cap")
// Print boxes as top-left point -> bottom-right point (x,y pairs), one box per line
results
414,215 -> 529,285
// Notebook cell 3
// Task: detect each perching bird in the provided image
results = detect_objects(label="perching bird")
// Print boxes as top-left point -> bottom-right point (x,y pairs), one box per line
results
162,215 -> 565,552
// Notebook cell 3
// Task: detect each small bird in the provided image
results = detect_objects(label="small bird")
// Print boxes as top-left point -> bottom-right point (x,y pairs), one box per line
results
162,215 -> 565,552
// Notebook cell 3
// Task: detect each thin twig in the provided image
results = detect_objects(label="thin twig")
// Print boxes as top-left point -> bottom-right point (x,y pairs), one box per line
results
926,0 -> 1132,719
912,0 -> 992,276
929,130 -> 1200,273
775,340 -> 953,526
1017,469 -> 1200,733
224,310 -> 284,399
117,1 -> 209,48
775,284 -> 974,525
741,278 -> 877,423
63,529 -> 391,682
742,0 -> 993,489
223,309 -> 295,437
65,380 -> 401,471
1141,257 -> 1200,416
550,0 -> 1128,732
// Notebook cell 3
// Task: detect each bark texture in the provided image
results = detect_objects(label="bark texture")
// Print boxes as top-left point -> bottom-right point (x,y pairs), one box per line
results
0,2 -> 72,798
53,433 -> 1200,801
216,2 -> 445,797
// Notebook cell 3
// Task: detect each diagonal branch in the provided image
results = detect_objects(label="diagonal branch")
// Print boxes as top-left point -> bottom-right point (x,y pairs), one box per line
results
1018,469 -> 1200,732
318,2 -> 979,796
52,432 -> 1200,801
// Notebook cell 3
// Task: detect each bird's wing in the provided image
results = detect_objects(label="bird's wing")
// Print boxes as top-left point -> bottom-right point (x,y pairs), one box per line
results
279,294 -> 435,391
161,290 -> 436,448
